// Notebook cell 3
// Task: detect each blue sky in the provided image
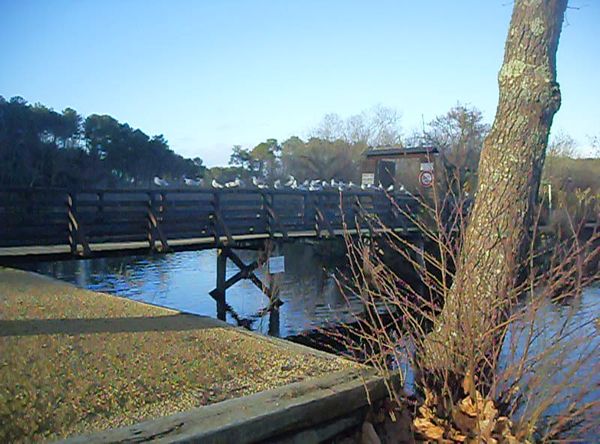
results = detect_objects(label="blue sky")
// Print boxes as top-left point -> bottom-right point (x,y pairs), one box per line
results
1,0 -> 598,165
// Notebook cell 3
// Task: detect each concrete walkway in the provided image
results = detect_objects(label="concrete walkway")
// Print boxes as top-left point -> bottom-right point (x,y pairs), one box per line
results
0,267 -> 360,442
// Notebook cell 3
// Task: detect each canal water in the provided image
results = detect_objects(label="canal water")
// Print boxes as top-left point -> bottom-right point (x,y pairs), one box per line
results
18,243 -> 365,337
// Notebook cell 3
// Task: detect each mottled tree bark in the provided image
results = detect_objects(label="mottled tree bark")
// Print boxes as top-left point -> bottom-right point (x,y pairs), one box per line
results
421,0 -> 568,377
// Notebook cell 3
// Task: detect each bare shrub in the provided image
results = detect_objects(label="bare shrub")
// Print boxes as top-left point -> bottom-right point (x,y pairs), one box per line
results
333,179 -> 599,442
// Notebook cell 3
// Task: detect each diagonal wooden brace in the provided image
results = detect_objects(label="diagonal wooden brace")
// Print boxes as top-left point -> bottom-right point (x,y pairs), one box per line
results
209,248 -> 283,308
147,195 -> 170,252
67,193 -> 91,257
210,193 -> 234,245
353,196 -> 378,234
265,204 -> 289,240
209,259 -> 259,298
314,200 -> 335,237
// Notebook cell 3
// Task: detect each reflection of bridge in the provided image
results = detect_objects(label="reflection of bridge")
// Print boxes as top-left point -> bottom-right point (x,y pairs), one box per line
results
0,188 -> 419,259
0,188 -> 421,321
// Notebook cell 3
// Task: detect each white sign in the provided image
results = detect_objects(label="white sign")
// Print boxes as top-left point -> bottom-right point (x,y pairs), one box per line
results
420,162 -> 434,172
361,173 -> 375,186
268,256 -> 285,274
419,170 -> 434,188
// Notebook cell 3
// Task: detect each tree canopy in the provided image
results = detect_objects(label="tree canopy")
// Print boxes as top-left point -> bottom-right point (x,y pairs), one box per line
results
0,96 -> 205,188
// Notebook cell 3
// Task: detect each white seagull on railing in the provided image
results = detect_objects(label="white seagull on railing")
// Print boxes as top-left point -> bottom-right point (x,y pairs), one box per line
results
309,180 -> 323,192
184,177 -> 202,186
225,178 -> 241,188
297,180 -> 309,191
154,176 -> 169,187
212,179 -> 224,189
285,175 -> 296,187
252,176 -> 268,189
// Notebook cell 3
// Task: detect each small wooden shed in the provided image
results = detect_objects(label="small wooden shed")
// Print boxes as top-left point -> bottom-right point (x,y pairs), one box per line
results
361,145 -> 439,192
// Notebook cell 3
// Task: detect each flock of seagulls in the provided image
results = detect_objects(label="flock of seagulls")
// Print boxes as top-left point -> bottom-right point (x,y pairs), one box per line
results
154,176 -> 202,187
154,175 -> 404,193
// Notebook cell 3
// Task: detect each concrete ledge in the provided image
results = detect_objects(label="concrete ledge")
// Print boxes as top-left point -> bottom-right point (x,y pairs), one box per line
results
62,368 -> 395,444
0,268 -> 361,442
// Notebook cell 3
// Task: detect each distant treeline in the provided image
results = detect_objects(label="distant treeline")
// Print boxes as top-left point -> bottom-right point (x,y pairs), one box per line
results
207,104 -> 490,195
0,96 -> 205,188
2,96 -> 597,204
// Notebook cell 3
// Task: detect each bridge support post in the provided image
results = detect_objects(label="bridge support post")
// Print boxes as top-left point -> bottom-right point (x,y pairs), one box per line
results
214,248 -> 228,321
268,307 -> 280,337
264,240 -> 283,334
209,245 -> 283,323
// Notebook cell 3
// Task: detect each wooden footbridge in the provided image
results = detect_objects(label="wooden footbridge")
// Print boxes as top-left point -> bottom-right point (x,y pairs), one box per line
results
0,187 -> 420,319
0,187 -> 418,258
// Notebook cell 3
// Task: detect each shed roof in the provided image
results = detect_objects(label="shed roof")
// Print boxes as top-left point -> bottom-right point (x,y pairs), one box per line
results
364,145 -> 439,158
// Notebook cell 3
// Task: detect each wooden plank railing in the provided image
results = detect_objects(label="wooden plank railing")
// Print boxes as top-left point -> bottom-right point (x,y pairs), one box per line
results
0,187 -> 419,253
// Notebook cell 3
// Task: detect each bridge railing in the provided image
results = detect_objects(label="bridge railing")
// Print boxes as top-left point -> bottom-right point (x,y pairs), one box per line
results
0,187 -> 419,253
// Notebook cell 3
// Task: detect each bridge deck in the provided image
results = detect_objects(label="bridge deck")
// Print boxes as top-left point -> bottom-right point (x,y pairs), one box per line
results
0,187 -> 418,260
0,227 -> 418,261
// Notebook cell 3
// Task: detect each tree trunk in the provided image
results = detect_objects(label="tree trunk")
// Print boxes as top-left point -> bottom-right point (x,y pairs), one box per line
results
421,0 -> 568,378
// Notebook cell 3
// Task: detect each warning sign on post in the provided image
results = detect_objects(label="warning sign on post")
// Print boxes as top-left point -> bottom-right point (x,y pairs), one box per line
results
268,256 -> 285,274
361,173 -> 375,187
420,162 -> 434,172
419,170 -> 434,188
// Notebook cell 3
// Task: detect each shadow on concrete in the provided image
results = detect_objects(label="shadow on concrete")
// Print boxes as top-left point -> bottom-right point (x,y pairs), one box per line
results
0,313 -> 224,337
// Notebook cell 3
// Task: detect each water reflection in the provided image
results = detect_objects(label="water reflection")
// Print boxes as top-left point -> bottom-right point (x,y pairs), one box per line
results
498,285 -> 600,432
20,243 -> 364,337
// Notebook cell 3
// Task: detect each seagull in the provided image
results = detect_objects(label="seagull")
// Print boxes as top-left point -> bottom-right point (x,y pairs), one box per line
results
252,177 -> 268,189
273,179 -> 283,189
225,178 -> 241,188
212,179 -> 224,189
184,177 -> 202,186
309,180 -> 323,192
297,180 -> 309,191
387,184 -> 394,192
285,175 -> 296,187
154,176 -> 169,187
